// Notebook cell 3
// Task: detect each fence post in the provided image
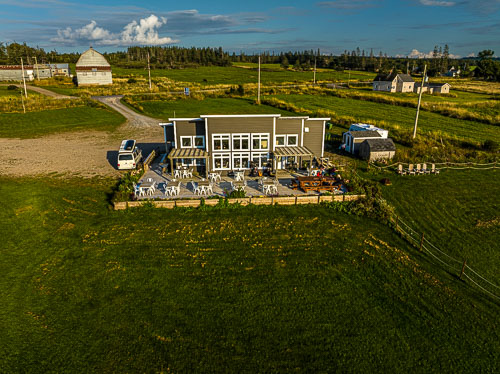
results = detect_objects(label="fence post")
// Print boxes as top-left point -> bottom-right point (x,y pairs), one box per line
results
419,232 -> 424,252
460,259 -> 467,280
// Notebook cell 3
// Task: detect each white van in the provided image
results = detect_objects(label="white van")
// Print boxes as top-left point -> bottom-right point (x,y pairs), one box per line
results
118,139 -> 142,170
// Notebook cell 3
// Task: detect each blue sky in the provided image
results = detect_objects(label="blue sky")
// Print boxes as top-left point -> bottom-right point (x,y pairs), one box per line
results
1,0 -> 499,57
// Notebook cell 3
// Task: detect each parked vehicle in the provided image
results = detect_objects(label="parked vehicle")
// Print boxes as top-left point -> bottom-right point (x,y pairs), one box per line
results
117,139 -> 142,170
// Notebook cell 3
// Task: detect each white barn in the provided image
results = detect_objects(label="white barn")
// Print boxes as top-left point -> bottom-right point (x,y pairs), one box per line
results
75,47 -> 112,86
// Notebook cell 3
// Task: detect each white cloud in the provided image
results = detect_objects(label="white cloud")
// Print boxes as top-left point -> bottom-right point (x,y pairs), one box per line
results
52,14 -> 179,46
406,49 -> 461,58
419,0 -> 456,6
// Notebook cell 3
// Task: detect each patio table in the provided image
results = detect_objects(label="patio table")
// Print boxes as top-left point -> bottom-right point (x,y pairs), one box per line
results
139,180 -> 156,196
197,181 -> 212,196
231,181 -> 246,191
234,171 -> 245,181
208,172 -> 221,183
165,181 -> 180,196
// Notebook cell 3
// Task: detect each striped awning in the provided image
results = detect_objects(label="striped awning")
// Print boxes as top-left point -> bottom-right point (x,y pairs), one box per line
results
273,146 -> 314,157
168,148 -> 210,159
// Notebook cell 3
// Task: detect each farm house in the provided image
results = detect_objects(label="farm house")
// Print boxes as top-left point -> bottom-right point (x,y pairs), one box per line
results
75,47 -> 113,86
372,72 -> 415,93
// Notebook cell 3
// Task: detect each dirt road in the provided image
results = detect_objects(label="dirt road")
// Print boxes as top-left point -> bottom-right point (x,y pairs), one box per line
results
93,96 -> 160,127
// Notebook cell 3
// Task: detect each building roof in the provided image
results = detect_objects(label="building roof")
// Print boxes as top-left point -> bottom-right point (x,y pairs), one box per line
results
362,138 -> 396,152
349,131 -> 382,139
373,72 -> 414,83
415,82 -> 450,88
76,47 -> 110,67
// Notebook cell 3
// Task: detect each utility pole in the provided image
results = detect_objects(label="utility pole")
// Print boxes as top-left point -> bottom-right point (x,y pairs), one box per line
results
313,57 -> 317,85
147,52 -> 152,92
347,69 -> 351,88
413,64 -> 426,139
34,56 -> 41,81
257,55 -> 261,104
20,88 -> 26,113
21,57 -> 28,98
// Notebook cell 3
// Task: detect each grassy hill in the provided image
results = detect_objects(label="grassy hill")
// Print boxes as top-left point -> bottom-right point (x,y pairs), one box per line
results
1,176 -> 499,372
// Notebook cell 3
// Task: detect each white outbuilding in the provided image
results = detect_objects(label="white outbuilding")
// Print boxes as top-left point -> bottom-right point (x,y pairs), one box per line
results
75,47 -> 112,86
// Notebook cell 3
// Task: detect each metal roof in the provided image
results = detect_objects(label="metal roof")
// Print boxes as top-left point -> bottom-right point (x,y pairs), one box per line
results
168,148 -> 210,159
273,146 -> 314,157
349,131 -> 382,138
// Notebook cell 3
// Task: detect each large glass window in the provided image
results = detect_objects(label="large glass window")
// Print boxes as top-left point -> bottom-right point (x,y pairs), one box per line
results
251,152 -> 269,169
252,134 -> 269,151
213,153 -> 231,170
232,153 -> 250,170
213,134 -> 230,151
232,134 -> 250,151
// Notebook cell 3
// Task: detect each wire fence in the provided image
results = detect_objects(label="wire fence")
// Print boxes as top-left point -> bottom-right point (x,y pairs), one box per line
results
389,215 -> 500,303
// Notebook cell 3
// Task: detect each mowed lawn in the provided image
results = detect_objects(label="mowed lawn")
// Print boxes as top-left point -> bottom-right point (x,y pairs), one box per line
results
0,106 -> 125,138
112,66 -> 375,85
374,169 -> 500,281
271,94 -> 500,143
1,177 -> 499,372
135,97 -> 296,118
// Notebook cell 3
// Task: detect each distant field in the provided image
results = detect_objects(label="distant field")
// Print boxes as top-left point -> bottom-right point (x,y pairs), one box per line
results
1,176 -> 499,372
131,97 -> 296,118
112,66 -> 375,85
371,169 -> 500,281
270,94 -> 500,143
0,106 -> 125,138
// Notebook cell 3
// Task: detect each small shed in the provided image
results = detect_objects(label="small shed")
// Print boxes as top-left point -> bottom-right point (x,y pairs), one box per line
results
359,138 -> 396,161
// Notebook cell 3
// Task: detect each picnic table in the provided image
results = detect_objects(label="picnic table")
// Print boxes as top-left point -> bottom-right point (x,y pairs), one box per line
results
139,180 -> 156,196
291,176 -> 341,193
196,180 -> 213,196
231,180 -> 246,191
165,181 -> 180,196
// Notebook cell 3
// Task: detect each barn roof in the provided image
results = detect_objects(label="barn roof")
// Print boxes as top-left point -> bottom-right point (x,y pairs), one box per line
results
76,47 -> 110,67
362,138 -> 396,152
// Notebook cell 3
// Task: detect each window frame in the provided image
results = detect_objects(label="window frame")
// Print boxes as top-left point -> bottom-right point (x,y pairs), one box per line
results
275,135 -> 286,147
212,134 -> 231,151
213,153 -> 231,170
232,152 -> 250,170
232,133 -> 250,151
251,133 -> 270,151
286,134 -> 299,147
180,136 -> 193,149
251,152 -> 269,169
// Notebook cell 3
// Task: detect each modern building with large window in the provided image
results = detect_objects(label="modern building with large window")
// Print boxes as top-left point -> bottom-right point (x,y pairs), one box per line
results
160,114 -> 330,176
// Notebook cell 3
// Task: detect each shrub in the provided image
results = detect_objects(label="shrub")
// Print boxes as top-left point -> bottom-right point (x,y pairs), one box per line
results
483,139 -> 499,152
127,78 -> 137,84
7,85 -> 18,90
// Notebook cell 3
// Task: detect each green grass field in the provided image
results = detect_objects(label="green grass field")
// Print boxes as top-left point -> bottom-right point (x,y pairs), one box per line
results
112,66 -> 375,85
271,94 -> 500,143
370,169 -> 500,282
132,97 -> 295,118
0,106 -> 125,138
0,85 -> 42,97
0,176 -> 499,372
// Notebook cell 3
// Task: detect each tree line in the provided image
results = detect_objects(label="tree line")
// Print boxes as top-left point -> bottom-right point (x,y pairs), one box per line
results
1,42 -> 499,81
